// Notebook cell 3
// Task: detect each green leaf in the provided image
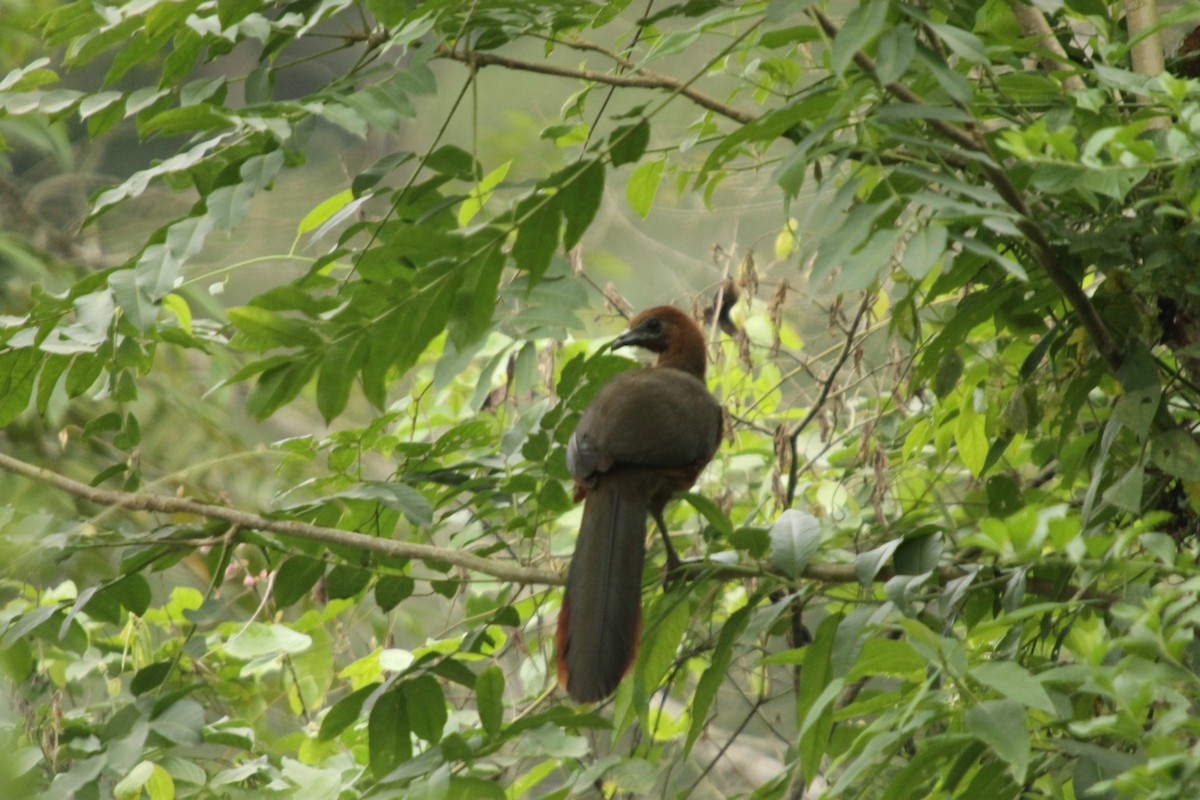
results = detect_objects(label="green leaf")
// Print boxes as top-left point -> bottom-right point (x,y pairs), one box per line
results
109,574 -> 152,615
131,662 -> 173,696
425,144 -> 475,178
316,335 -> 366,423
1114,340 -> 1160,440
475,665 -> 505,738
106,268 -> 157,331
970,661 -> 1056,715
964,699 -> 1030,782
457,160 -> 510,226
36,354 -> 70,415
362,262 -> 463,402
626,157 -> 664,218
557,160 -> 605,249
610,759 -> 658,794
78,90 -> 122,119
161,293 -> 192,334
893,533 -> 942,575
245,357 -> 319,420
683,492 -> 733,539
855,539 -> 901,584
1102,464 -> 1144,513
875,26 -> 916,84
140,104 -> 231,138
368,687 -> 411,778
353,151 -> 415,196
223,623 -> 312,660
319,682 -> 380,741
115,760 -> 174,800
1150,428 -> 1200,481
511,193 -> 561,285
901,223 -> 947,280
448,245 -> 504,347
0,349 -> 40,425
609,120 -> 650,166
228,306 -> 323,350
375,576 -> 415,611
768,509 -> 821,578
928,22 -> 987,63
150,698 -> 205,746
206,182 -> 255,233
796,613 -> 841,787
636,597 -> 689,699
686,603 -> 751,756
298,189 -> 356,235
401,674 -> 447,744
325,565 -> 371,600
954,392 -> 988,477
831,0 -> 888,76
331,482 -> 432,528
846,637 -> 925,680
273,556 -> 327,608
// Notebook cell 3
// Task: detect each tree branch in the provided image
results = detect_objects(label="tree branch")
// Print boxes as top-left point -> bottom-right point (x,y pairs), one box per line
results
434,45 -> 756,126
0,449 -> 1123,606
1124,0 -> 1170,129
0,450 -> 562,586
809,8 -> 1124,374
1009,2 -> 1086,92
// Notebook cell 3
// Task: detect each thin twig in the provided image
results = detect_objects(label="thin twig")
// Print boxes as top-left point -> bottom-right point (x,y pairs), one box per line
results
786,293 -> 872,507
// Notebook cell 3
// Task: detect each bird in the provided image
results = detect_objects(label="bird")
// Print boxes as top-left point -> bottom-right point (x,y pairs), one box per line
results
556,306 -> 723,703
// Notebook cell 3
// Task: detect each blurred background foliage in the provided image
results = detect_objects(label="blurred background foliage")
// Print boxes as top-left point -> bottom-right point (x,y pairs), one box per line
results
5,1 -> 1200,799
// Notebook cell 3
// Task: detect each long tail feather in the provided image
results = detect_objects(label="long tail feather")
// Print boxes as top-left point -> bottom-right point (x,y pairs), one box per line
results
556,473 -> 649,702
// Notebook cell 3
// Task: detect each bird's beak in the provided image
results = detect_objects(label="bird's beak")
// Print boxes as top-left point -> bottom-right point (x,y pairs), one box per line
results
610,328 -> 641,351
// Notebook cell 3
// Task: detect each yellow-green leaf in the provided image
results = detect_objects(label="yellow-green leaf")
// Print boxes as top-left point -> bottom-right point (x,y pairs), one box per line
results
626,157 -> 664,218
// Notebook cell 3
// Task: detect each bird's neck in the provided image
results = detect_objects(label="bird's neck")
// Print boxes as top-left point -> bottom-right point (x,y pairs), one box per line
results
656,325 -> 707,379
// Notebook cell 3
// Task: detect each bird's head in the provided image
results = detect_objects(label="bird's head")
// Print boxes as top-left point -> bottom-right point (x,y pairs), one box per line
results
612,306 -> 707,378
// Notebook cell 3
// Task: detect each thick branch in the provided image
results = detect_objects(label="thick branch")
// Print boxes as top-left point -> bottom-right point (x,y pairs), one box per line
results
1009,2 -> 1087,92
0,450 -> 1122,606
1125,0 -> 1169,129
0,450 -> 562,586
434,45 -> 755,125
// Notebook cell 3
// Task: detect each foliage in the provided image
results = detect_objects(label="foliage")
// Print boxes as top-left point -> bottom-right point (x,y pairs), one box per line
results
4,0 -> 1200,798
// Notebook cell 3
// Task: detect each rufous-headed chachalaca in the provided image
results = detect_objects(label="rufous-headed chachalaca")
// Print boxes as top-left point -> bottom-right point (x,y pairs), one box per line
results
556,306 -> 723,703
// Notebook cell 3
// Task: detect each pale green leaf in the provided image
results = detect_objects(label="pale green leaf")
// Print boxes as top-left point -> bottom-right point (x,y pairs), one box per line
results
901,223 -> 947,279
475,665 -> 505,738
457,160 -> 511,226
971,661 -> 1057,715
965,699 -> 1030,782
768,509 -> 822,578
626,157 -> 664,218
298,189 -> 355,235
223,623 -> 313,660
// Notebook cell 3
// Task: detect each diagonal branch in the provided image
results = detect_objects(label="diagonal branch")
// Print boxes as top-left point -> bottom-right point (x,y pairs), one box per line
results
809,8 -> 1124,374
434,45 -> 756,125
0,450 -> 562,586
0,449 -> 1121,605
785,294 -> 873,507
1008,2 -> 1086,92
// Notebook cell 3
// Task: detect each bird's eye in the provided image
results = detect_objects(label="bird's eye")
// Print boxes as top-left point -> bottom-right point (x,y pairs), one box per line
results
644,317 -> 663,333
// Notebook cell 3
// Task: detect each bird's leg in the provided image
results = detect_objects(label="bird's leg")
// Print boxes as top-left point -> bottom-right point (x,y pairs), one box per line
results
650,507 -> 683,578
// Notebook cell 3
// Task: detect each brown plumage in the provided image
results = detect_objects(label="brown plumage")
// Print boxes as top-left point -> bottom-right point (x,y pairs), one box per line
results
556,306 -> 723,703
